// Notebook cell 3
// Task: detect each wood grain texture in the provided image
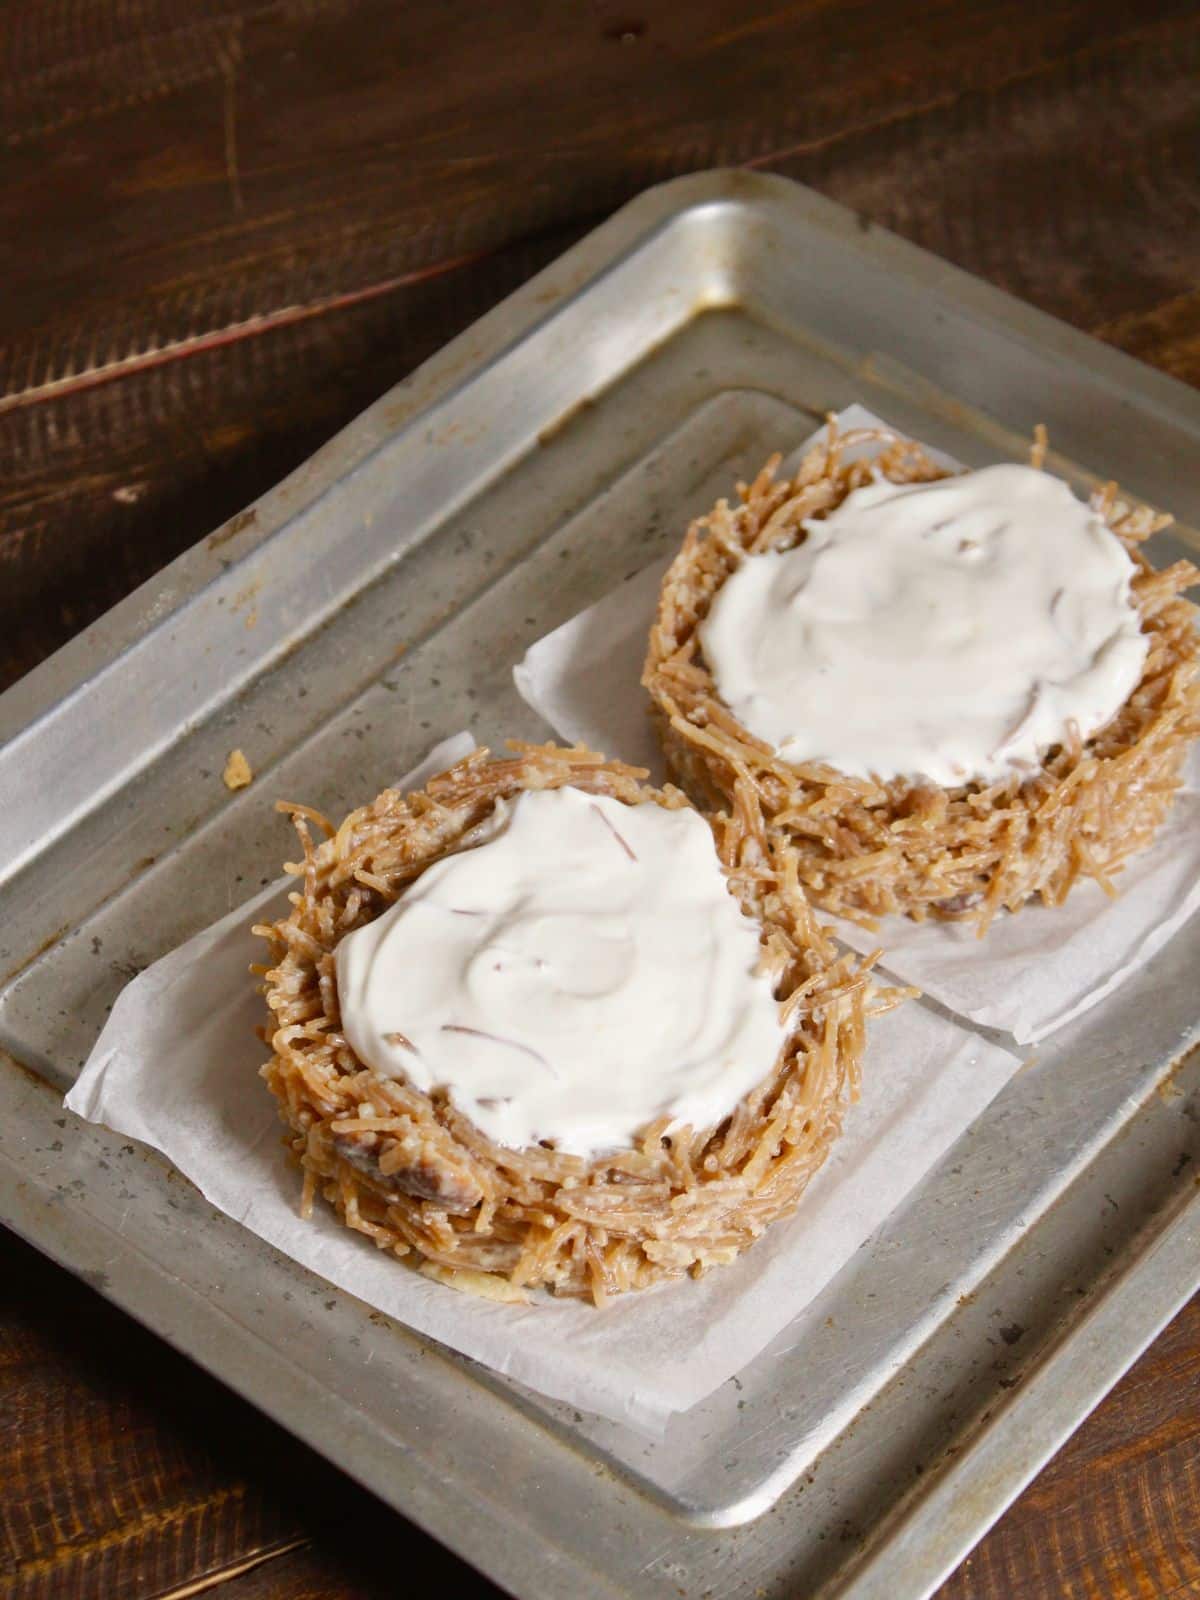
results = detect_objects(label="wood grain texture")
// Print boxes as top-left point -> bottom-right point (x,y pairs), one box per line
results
0,1229 -> 504,1600
940,1295 -> 1200,1599
3,1 -> 1200,1596
3,0 -> 1196,407
4,1 -> 1200,690
0,222 -> 581,687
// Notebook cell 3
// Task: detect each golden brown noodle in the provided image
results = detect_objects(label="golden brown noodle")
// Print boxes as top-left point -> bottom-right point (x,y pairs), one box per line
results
642,425 -> 1200,931
257,743 -> 907,1304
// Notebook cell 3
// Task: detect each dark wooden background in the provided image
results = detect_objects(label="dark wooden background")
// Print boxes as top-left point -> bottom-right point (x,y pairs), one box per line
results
3,2 -> 1199,1595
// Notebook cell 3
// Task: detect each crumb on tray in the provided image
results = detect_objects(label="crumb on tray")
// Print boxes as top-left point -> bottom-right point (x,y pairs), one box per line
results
223,748 -> 253,790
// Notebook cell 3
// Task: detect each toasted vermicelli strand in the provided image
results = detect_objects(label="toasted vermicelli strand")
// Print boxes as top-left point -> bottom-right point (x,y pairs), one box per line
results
257,743 -> 909,1304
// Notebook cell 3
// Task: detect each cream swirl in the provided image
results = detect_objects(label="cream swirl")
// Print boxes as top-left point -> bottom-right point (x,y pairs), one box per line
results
335,785 -> 787,1156
700,463 -> 1147,787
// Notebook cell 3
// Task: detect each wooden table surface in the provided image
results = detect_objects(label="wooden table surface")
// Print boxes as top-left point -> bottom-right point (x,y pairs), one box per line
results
3,3 -> 1199,1595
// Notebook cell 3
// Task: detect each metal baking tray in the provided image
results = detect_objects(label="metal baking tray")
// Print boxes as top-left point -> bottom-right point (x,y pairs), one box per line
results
2,170 -> 1198,1599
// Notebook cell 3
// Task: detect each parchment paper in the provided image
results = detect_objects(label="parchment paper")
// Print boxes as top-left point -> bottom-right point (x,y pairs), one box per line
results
65,732 -> 1020,1432
514,407 -> 1200,1045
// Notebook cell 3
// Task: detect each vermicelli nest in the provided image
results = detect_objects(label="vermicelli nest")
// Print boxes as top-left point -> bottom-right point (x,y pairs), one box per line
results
642,424 -> 1200,931
257,742 -> 906,1305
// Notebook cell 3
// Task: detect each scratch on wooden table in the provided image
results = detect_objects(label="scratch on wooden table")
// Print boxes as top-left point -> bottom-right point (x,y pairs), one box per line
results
154,1536 -> 308,1600
0,251 -> 490,416
221,24 -> 245,215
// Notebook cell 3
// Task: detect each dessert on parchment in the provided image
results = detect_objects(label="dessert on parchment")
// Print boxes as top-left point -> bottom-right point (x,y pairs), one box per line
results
643,423 -> 1200,931
257,743 -> 905,1305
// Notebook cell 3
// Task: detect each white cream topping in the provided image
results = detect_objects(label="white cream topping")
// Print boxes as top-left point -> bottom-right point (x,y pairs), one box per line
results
700,463 -> 1148,787
335,786 -> 788,1157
